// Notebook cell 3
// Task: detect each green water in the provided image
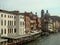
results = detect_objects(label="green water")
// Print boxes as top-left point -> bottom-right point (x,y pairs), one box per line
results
24,33 -> 60,45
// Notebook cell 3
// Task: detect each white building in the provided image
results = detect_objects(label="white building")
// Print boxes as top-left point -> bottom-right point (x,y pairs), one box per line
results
18,15 -> 25,35
0,9 -> 25,37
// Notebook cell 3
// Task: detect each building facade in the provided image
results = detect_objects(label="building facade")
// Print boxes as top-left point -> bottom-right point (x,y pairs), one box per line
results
0,9 -> 25,37
24,12 -> 40,33
37,17 -> 41,30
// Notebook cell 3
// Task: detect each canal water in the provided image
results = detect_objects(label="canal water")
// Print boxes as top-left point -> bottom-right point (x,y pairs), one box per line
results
24,33 -> 60,45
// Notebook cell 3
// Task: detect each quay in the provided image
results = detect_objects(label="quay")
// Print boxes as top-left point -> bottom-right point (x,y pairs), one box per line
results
2,31 -> 41,45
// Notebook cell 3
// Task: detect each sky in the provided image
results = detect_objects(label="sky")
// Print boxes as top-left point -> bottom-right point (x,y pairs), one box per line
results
0,0 -> 60,17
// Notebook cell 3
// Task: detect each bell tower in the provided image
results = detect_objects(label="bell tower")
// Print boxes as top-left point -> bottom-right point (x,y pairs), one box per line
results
41,9 -> 44,18
41,9 -> 45,31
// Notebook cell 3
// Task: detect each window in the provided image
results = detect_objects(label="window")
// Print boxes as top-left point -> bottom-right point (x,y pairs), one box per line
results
14,28 -> 16,33
23,22 -> 24,25
8,29 -> 9,33
4,15 -> 6,17
10,21 -> 11,25
1,20 -> 3,26
1,29 -> 3,34
14,21 -> 16,25
1,14 -> 3,17
10,16 -> 11,18
4,29 -> 6,34
12,29 -> 13,33
14,16 -> 16,18
12,16 -> 13,18
8,29 -> 10,33
20,17 -> 23,18
8,21 -> 9,25
8,15 -> 9,18
12,21 -> 13,25
20,16 -> 24,19
20,22 -> 22,25
20,22 -> 24,26
10,29 -> 11,33
4,20 -> 6,26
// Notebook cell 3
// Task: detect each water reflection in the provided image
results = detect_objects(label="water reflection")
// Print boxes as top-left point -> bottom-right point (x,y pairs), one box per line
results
24,33 -> 60,45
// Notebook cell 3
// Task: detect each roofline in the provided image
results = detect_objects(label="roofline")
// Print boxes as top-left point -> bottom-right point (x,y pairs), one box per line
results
0,9 -> 24,16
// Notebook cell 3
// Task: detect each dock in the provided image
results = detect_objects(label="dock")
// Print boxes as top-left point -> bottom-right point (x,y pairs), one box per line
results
2,31 -> 41,45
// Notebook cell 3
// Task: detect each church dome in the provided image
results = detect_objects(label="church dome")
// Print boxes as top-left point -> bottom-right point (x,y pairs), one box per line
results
45,10 -> 50,19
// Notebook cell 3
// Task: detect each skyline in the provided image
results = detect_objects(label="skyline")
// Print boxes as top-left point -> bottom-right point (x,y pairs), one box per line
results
0,0 -> 60,17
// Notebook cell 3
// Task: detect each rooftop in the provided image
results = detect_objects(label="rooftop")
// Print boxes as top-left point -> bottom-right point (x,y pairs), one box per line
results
0,9 -> 24,15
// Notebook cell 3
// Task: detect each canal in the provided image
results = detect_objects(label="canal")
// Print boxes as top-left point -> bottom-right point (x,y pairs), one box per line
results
24,33 -> 60,45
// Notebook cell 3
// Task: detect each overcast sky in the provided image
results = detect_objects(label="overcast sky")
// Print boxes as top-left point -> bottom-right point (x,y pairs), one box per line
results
0,0 -> 60,17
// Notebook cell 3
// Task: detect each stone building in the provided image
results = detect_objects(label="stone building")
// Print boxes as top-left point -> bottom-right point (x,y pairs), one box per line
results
24,12 -> 40,33
41,10 -> 50,32
24,12 -> 31,34
50,16 -> 60,32
37,17 -> 41,30
0,9 -> 25,37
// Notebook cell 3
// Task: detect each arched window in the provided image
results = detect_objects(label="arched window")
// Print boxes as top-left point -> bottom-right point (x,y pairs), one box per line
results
14,28 -> 16,33
1,29 -> 3,34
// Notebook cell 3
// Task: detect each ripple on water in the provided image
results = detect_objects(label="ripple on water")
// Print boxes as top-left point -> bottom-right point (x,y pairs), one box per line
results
24,33 -> 60,45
